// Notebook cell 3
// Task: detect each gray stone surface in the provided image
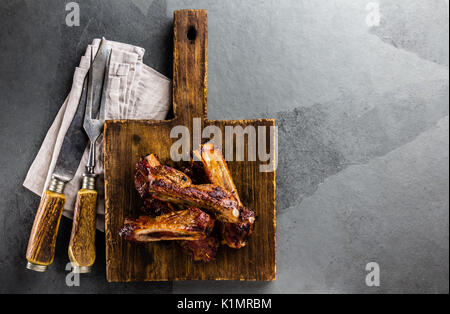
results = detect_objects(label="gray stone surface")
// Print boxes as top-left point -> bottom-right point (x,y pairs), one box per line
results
0,0 -> 448,293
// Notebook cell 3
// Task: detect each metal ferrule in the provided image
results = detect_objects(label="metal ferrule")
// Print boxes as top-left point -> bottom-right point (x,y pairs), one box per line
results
26,262 -> 47,272
72,265 -> 92,274
48,177 -> 65,194
82,174 -> 96,190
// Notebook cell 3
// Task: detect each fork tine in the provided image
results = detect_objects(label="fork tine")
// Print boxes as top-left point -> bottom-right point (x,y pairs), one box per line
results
85,45 -> 95,121
98,50 -> 112,122
84,39 -> 109,133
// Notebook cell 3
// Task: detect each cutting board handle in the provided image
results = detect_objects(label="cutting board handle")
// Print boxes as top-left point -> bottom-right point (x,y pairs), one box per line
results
173,9 -> 208,129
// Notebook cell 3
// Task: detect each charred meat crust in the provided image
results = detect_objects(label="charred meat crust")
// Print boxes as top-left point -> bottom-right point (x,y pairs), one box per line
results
140,197 -> 178,216
135,161 -> 150,198
179,236 -> 219,263
140,155 -> 241,223
135,154 -> 165,199
119,207 -> 215,242
178,160 -> 211,185
219,202 -> 256,248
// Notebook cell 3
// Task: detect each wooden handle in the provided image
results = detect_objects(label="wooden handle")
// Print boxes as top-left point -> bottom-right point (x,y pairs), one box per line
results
68,188 -> 97,272
26,190 -> 65,270
173,9 -> 208,128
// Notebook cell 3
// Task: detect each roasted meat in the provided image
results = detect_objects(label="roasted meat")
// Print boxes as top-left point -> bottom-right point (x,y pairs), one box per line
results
135,158 -> 151,199
219,207 -> 255,249
138,196 -> 220,262
135,154 -> 166,198
178,160 -> 210,185
136,157 -> 180,216
180,235 -> 219,263
136,154 -> 242,223
193,143 -> 241,202
126,147 -> 255,260
195,143 -> 255,249
140,197 -> 178,216
119,207 -> 214,242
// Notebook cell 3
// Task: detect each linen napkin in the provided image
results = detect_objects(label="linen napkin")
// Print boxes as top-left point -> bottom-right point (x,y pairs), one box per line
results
23,38 -> 171,231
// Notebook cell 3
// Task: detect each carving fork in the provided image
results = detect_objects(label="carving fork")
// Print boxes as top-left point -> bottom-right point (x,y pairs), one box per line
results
68,43 -> 111,273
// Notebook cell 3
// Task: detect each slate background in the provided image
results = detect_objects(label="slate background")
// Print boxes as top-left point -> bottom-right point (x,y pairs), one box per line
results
0,0 -> 448,293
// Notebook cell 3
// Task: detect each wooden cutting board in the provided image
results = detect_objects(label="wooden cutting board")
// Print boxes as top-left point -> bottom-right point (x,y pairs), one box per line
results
104,9 -> 276,281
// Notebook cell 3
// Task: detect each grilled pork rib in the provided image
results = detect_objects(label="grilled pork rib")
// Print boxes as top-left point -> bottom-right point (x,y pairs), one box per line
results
193,143 -> 241,203
137,154 -> 242,223
178,160 -> 210,185
180,236 -> 219,263
119,207 -> 214,242
137,196 -> 220,262
195,143 -> 255,249
141,197 -> 178,216
219,207 -> 255,249
135,158 -> 151,199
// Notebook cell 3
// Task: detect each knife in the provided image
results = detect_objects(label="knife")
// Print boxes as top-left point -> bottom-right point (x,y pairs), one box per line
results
25,77 -> 89,272
68,42 -> 111,273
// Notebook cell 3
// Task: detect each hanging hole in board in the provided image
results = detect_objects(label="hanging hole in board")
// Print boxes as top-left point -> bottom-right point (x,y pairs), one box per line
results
187,26 -> 197,41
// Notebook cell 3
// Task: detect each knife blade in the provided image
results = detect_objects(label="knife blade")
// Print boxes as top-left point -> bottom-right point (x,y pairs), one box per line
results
52,80 -> 89,184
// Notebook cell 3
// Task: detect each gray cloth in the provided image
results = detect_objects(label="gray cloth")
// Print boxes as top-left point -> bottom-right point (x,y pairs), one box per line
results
23,38 -> 171,231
